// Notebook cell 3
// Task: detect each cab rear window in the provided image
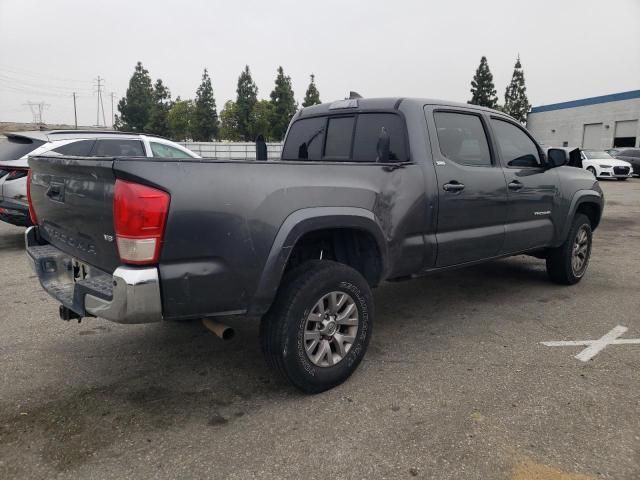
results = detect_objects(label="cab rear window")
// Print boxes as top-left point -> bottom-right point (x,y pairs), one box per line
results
282,117 -> 325,161
282,113 -> 407,162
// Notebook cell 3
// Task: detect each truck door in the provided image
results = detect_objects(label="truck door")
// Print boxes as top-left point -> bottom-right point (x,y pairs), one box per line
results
487,117 -> 557,253
424,107 -> 509,267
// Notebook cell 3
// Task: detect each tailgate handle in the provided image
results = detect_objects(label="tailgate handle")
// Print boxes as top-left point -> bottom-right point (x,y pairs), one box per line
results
46,183 -> 65,202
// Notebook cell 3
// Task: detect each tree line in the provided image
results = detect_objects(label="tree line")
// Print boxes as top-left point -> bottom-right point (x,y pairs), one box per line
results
115,62 -> 321,142
468,55 -> 530,123
115,56 -> 530,142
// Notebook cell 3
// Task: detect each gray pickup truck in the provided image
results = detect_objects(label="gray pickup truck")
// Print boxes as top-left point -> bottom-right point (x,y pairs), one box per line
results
25,97 -> 604,393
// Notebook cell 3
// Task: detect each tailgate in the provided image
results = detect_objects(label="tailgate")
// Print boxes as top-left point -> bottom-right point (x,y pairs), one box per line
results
29,155 -> 120,273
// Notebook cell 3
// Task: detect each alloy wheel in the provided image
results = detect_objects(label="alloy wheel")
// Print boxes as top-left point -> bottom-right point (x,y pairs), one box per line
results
304,291 -> 359,367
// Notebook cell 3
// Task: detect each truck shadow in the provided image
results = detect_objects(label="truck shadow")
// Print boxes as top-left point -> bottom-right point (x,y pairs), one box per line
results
0,255 -> 559,475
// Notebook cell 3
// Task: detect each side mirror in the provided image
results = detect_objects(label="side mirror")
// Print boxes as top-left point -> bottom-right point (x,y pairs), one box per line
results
376,127 -> 390,162
547,148 -> 568,168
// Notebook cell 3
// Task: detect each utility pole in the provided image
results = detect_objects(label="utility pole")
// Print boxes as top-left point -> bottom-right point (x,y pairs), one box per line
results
72,92 -> 78,129
94,76 -> 107,127
110,92 -> 115,128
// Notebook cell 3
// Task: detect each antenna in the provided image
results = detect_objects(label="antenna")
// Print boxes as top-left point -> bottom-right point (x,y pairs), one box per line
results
23,101 -> 50,126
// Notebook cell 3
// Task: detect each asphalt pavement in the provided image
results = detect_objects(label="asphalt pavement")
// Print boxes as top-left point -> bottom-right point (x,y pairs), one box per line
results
0,179 -> 638,479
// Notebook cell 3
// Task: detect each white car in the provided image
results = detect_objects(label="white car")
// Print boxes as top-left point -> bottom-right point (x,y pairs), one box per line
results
580,149 -> 633,181
0,130 -> 199,227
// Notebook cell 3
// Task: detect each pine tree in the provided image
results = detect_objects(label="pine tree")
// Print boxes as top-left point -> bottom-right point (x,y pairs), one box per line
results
269,66 -> 298,140
235,65 -> 258,141
191,68 -> 219,141
250,99 -> 274,140
302,74 -> 321,107
219,100 -> 240,141
146,78 -> 172,137
116,61 -> 154,132
468,56 -> 499,109
167,97 -> 194,141
503,55 -> 531,124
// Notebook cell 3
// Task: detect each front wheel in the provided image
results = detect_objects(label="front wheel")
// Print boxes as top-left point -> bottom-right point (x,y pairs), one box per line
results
586,166 -> 597,177
546,213 -> 592,285
260,260 -> 374,393
617,177 -> 628,181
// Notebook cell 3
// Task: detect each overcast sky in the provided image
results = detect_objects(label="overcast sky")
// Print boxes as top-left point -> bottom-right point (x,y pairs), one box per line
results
1,0 -> 639,126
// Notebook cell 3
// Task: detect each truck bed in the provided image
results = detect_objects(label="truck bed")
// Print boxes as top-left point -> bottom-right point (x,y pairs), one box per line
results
28,155 -> 427,319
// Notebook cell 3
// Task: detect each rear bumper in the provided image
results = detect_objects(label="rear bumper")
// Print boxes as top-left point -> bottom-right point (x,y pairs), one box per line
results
25,226 -> 162,324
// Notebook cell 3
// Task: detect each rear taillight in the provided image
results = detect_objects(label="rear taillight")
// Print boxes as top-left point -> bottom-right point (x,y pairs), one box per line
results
113,179 -> 170,265
26,169 -> 38,225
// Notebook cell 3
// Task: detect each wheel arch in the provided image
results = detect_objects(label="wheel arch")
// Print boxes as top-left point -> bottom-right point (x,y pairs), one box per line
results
558,190 -> 603,245
249,207 -> 387,315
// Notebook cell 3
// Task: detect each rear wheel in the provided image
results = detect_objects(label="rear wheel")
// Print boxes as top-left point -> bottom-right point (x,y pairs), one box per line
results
260,260 -> 374,393
546,213 -> 592,285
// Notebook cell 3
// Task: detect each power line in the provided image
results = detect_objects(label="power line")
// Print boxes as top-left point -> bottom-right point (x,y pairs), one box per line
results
0,64 -> 93,84
0,74 -> 93,94
0,83 -> 86,99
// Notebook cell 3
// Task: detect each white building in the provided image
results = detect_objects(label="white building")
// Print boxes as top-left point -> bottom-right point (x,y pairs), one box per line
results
526,90 -> 640,150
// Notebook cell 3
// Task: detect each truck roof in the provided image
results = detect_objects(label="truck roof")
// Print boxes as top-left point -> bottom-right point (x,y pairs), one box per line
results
299,97 -> 505,117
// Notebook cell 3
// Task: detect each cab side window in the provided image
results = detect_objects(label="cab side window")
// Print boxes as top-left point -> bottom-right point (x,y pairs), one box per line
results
491,119 -> 541,168
434,112 -> 491,166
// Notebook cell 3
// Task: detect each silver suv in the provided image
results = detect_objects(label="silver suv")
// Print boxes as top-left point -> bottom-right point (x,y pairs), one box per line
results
0,130 -> 199,227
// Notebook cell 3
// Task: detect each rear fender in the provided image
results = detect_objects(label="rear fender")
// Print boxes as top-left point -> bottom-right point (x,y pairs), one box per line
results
249,207 -> 387,315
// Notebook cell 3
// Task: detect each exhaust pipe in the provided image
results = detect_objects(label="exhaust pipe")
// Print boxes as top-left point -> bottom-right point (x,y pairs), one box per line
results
202,318 -> 235,340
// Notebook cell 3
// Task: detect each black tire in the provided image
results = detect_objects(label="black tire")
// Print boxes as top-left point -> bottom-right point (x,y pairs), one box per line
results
260,260 -> 374,394
587,166 -> 597,177
546,213 -> 592,285
617,177 -> 628,181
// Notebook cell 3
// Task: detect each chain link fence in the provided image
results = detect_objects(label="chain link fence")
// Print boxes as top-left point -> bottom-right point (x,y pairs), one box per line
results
180,142 -> 283,160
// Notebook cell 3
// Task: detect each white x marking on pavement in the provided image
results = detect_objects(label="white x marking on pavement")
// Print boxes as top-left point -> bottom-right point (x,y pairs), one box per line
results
540,325 -> 640,362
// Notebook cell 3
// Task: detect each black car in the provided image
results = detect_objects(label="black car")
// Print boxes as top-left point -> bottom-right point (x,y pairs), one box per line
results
607,147 -> 640,175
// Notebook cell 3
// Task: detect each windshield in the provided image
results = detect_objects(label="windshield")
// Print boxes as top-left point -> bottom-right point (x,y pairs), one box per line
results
0,135 -> 46,161
583,150 -> 613,160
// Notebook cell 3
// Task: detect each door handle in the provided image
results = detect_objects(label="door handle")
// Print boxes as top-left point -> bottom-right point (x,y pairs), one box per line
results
443,181 -> 465,192
508,180 -> 523,191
